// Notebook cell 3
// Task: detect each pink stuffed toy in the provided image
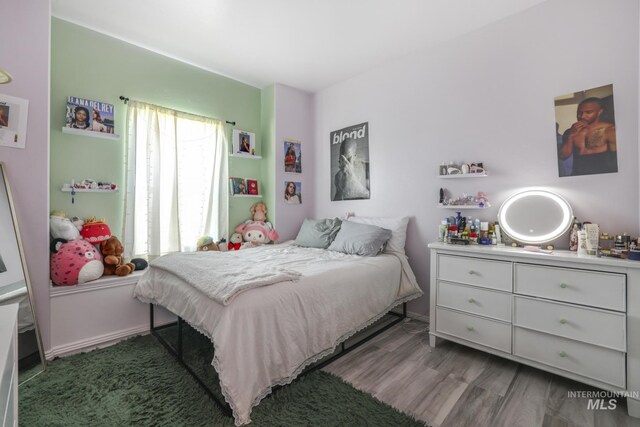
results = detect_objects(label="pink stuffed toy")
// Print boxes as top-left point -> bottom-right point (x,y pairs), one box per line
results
235,220 -> 279,246
50,238 -> 104,286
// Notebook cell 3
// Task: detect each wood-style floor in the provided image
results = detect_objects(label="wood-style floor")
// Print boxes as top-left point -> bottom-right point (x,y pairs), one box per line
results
323,319 -> 640,427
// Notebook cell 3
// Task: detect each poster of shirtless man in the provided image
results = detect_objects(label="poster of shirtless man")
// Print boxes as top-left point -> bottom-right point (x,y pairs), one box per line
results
554,84 -> 617,177
330,122 -> 370,201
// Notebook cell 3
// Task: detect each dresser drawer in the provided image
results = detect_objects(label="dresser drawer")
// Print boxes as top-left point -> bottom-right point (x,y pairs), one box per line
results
437,281 -> 512,322
514,296 -> 625,351
438,255 -> 512,291
514,327 -> 625,388
514,264 -> 625,311
436,307 -> 511,353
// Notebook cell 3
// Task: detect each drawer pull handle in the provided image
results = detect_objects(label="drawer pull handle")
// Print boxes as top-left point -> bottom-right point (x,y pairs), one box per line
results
558,351 -> 567,357
559,318 -> 567,324
468,270 -> 476,275
466,326 -> 475,332
468,298 -> 475,303
559,283 -> 568,289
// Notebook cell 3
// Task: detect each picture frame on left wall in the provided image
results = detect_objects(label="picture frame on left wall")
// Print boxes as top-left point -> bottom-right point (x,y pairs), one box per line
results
0,93 -> 29,149
232,129 -> 256,155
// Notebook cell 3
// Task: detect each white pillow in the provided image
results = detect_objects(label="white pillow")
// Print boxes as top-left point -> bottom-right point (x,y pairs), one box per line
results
347,216 -> 409,254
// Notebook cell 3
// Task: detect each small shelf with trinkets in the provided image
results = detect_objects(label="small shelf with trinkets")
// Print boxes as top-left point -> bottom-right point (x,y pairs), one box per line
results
437,172 -> 488,179
437,205 -> 489,209
437,161 -> 487,178
437,187 -> 489,210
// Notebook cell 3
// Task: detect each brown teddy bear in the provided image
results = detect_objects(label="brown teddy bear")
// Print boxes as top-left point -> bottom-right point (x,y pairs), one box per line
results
100,236 -> 135,276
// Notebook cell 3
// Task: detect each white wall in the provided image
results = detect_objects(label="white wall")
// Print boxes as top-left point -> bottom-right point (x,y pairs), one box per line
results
274,84 -> 315,240
313,0 -> 639,316
0,1 -> 51,348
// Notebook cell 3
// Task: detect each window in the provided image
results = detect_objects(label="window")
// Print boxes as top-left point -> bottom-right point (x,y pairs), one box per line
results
123,101 -> 228,258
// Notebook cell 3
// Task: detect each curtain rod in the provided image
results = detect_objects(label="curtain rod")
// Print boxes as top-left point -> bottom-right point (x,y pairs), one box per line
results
119,96 -> 236,126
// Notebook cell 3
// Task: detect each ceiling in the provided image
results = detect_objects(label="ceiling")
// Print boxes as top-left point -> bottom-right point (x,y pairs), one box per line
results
52,0 -> 548,93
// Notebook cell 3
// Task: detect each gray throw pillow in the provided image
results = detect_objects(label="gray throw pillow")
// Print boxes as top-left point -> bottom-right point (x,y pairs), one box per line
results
327,221 -> 392,256
295,218 -> 342,249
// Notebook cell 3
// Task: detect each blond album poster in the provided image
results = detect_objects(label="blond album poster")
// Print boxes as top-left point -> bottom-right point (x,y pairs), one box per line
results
330,122 -> 370,201
554,84 -> 617,177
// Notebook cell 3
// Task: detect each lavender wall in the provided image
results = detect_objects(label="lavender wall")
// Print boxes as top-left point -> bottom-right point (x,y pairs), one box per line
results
0,1 -> 51,347
274,84 -> 315,240
313,0 -> 639,316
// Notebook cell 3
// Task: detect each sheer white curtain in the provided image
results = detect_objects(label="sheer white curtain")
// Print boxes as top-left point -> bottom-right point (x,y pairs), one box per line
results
123,101 -> 228,259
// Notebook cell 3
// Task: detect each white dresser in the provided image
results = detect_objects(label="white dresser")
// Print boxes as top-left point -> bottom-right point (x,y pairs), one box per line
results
428,243 -> 640,417
0,304 -> 19,427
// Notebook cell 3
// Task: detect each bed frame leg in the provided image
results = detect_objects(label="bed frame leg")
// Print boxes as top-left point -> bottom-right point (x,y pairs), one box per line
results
149,303 -> 155,330
178,317 -> 184,360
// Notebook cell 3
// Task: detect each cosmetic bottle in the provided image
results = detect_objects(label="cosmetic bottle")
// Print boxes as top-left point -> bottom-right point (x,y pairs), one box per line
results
438,220 -> 448,242
569,219 -> 579,251
577,229 -> 588,256
455,212 -> 463,229
494,223 -> 503,245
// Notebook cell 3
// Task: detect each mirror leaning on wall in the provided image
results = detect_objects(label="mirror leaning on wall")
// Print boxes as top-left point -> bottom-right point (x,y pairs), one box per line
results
0,161 -> 46,382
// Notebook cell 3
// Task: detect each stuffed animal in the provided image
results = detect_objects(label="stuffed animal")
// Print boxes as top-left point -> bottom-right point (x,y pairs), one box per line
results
251,202 -> 268,222
235,220 -> 279,246
81,218 -> 112,244
227,233 -> 243,251
50,212 -> 81,241
100,236 -> 135,276
131,258 -> 148,271
197,235 -> 220,252
50,238 -> 104,286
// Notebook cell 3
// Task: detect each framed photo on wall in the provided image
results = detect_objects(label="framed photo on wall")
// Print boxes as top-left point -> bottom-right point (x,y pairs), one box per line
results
283,139 -> 302,173
0,94 -> 29,149
232,129 -> 256,155
284,181 -> 302,204
554,84 -> 617,177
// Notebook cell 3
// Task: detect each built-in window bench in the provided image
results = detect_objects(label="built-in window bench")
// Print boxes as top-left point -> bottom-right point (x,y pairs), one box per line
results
48,270 -> 175,359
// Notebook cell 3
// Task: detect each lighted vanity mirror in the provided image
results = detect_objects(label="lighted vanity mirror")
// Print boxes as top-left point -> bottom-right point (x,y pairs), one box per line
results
498,189 -> 573,245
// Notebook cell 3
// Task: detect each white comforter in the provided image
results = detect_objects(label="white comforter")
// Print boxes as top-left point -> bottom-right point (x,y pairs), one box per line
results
134,242 -> 422,425
149,248 -> 303,305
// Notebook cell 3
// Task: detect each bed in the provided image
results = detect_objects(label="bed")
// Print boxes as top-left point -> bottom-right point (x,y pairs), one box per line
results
134,240 -> 422,425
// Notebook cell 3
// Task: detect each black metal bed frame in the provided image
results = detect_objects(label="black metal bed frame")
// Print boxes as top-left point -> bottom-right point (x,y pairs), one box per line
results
149,302 -> 407,418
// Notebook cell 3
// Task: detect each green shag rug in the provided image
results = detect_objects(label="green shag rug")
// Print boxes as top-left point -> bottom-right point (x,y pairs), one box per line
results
19,327 -> 421,426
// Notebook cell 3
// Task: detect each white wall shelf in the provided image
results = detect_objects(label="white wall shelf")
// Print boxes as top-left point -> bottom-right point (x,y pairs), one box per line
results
229,153 -> 262,160
437,205 -> 489,209
231,194 -> 262,198
61,187 -> 118,193
62,127 -> 120,140
438,172 -> 488,179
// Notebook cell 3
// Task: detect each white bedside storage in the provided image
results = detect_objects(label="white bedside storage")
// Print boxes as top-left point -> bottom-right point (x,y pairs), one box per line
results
428,243 -> 640,418
0,304 -> 18,427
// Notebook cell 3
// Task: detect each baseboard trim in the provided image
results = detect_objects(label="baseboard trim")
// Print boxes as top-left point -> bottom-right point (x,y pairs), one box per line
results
45,317 -> 176,360
46,325 -> 149,360
406,310 -> 429,323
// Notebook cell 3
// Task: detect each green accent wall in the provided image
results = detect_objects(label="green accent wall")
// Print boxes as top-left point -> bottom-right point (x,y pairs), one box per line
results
51,18 -> 263,241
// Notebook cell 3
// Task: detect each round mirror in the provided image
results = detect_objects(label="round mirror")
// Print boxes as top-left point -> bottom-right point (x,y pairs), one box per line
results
498,190 -> 573,245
